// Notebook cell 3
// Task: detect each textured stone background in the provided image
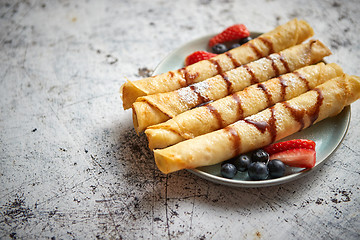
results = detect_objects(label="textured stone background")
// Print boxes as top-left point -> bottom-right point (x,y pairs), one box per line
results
0,0 -> 359,239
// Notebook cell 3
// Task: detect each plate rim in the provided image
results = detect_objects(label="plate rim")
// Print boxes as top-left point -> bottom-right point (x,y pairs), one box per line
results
152,33 -> 352,188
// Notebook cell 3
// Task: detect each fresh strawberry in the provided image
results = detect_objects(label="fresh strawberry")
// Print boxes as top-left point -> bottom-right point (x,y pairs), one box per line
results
185,51 -> 217,66
269,148 -> 316,168
264,139 -> 316,155
209,24 -> 250,47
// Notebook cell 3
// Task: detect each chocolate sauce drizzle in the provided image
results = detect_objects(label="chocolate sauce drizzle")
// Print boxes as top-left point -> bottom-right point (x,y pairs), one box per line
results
178,68 -> 199,86
293,71 -> 311,91
225,52 -> 241,67
206,104 -> 224,129
242,65 -> 259,85
220,72 -> 233,94
232,93 -> 244,120
189,85 -> 210,105
224,126 -> 241,156
266,55 -> 280,76
278,52 -> 291,73
244,107 -> 277,143
282,87 -> 324,131
208,59 -> 223,75
308,88 -> 324,125
278,76 -> 288,101
268,107 -> 277,143
258,36 -> 274,54
282,102 -> 305,131
244,118 -> 269,133
257,83 -> 273,106
247,42 -> 263,58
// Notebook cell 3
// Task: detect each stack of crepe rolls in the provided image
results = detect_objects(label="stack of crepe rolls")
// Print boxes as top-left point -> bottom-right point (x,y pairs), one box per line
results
133,40 -> 331,132
121,18 -> 314,109
146,62 -> 343,149
154,74 -> 360,174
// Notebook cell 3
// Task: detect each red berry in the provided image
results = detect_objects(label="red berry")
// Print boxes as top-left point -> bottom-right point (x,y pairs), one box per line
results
185,51 -> 217,66
209,24 -> 250,47
269,148 -> 316,169
264,139 -> 316,155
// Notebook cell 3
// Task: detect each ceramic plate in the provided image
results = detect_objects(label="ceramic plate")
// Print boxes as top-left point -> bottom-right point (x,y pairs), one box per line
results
152,33 -> 351,188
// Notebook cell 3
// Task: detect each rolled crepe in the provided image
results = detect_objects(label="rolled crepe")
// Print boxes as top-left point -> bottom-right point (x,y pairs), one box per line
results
121,18 -> 314,109
133,40 -> 331,132
146,62 -> 343,149
154,74 -> 360,174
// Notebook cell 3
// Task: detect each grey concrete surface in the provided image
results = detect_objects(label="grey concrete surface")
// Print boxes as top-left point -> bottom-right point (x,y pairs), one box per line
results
1,0 -> 359,239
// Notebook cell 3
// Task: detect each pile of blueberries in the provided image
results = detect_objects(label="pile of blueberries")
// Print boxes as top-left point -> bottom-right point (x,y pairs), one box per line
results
211,36 -> 252,54
221,149 -> 285,180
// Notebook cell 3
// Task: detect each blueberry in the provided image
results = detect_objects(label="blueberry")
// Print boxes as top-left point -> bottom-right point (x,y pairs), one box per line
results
268,159 -> 285,178
212,44 -> 228,54
239,36 -> 252,45
251,149 -> 269,163
230,43 -> 241,50
232,154 -> 251,172
248,162 -> 269,180
221,163 -> 237,179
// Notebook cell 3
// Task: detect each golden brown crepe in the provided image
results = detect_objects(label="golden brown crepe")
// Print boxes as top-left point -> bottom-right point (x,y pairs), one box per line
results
121,19 -> 314,109
153,74 -> 360,174
145,63 -> 343,149
133,40 -> 331,132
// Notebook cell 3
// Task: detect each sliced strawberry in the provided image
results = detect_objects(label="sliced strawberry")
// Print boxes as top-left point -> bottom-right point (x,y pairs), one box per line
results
269,148 -> 316,168
185,51 -> 217,66
264,139 -> 316,155
209,24 -> 250,47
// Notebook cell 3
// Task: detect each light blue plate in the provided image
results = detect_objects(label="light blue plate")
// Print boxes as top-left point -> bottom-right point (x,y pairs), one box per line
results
153,34 -> 351,188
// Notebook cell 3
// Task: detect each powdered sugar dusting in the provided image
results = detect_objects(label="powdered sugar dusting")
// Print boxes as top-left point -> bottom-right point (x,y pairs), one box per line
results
178,87 -> 198,105
193,81 -> 209,98
177,81 -> 210,105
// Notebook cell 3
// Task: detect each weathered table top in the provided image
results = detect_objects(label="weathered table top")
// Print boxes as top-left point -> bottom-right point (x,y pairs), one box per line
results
1,0 -> 359,239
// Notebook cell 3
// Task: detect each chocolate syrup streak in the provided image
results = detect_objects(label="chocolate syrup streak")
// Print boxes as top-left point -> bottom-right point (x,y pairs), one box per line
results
244,118 -> 269,133
224,126 -> 241,156
232,93 -> 244,120
293,71 -> 310,91
309,88 -> 324,125
282,88 -> 323,131
220,73 -> 233,94
258,36 -> 274,54
206,104 -> 224,129
266,55 -> 280,76
257,83 -> 273,106
278,76 -> 288,101
244,108 -> 277,143
189,85 -> 210,105
208,59 -> 223,75
278,52 -> 291,73
225,52 -> 241,67
282,102 -> 305,131
247,42 -> 263,58
268,107 -> 277,143
178,68 -> 199,86
242,65 -> 259,85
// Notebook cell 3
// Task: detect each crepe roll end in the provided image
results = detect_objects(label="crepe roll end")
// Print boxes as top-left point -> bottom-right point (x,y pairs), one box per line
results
296,19 -> 315,44
154,149 -> 186,174
132,101 -> 170,133
307,40 -> 332,64
121,81 -> 148,110
325,63 -> 343,77
145,128 -> 185,150
344,75 -> 360,104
